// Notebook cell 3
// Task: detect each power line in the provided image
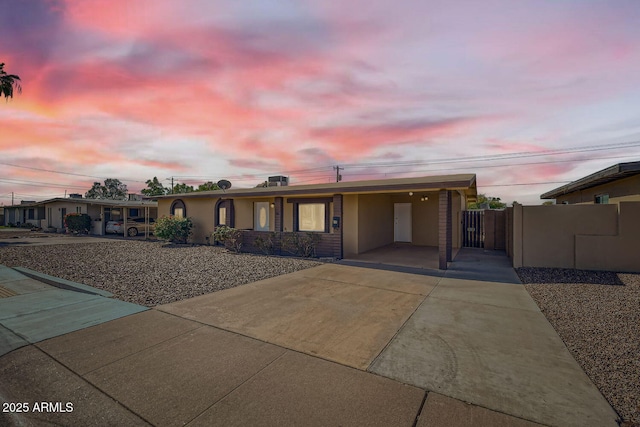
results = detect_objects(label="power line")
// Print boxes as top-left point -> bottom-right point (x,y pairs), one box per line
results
320,154 -> 636,178
341,140 -> 640,169
0,177 -> 89,190
480,181 -> 571,187
0,162 -> 146,183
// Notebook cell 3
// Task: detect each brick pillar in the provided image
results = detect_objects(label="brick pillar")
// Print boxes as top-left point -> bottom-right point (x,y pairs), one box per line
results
333,194 -> 343,259
274,197 -> 284,232
439,190 -> 452,269
446,191 -> 452,262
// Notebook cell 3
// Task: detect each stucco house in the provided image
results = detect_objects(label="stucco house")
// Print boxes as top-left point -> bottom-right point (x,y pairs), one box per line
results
157,174 -> 478,269
541,161 -> 640,205
3,196 -> 157,235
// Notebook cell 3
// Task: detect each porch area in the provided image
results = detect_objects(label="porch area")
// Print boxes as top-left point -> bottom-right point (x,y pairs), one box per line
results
343,243 -> 446,270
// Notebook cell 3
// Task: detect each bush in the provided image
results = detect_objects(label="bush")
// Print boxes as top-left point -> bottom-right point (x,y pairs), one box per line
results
154,216 -> 193,243
212,225 -> 243,253
254,232 -> 278,255
64,213 -> 91,234
281,232 -> 321,257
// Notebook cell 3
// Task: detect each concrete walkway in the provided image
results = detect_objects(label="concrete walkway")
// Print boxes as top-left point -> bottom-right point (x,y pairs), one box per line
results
0,251 -> 620,426
369,248 -> 619,427
0,265 -> 147,356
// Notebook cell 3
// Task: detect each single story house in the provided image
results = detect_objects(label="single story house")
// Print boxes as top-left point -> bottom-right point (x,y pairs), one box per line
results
156,174 -> 478,269
2,196 -> 157,235
541,161 -> 640,205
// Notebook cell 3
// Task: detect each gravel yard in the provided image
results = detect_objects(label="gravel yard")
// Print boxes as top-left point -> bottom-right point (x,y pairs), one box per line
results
518,267 -> 640,427
0,240 -> 321,306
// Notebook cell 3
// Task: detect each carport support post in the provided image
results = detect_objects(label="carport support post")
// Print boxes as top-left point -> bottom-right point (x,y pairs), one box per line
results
274,197 -> 284,232
333,194 -> 343,259
439,190 -> 452,270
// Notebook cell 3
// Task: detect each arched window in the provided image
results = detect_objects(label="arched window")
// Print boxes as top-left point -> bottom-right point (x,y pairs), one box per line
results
170,199 -> 186,218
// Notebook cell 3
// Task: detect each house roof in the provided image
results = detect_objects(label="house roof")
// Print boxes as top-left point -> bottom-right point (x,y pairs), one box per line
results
2,198 -> 158,209
541,161 -> 640,199
155,174 -> 478,200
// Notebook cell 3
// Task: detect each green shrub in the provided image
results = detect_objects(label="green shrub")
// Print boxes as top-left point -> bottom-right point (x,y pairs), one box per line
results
155,216 -> 193,243
254,232 -> 278,255
212,225 -> 243,253
281,232 -> 320,257
64,213 -> 91,234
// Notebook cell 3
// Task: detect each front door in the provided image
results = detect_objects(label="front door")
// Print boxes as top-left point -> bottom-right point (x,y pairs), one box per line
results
254,202 -> 270,231
60,208 -> 66,228
394,203 -> 412,242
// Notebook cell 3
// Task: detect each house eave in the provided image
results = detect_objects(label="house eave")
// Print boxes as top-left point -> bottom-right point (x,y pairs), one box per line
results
540,161 -> 640,199
155,174 -> 477,200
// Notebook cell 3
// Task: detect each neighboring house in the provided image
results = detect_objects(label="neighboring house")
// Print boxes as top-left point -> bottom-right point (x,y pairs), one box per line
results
2,197 -> 158,235
541,161 -> 640,205
156,174 -> 478,269
3,200 -> 41,227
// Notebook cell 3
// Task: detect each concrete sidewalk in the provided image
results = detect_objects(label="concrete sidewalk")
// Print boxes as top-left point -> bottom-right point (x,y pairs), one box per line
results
0,265 -> 147,356
2,310 -> 425,426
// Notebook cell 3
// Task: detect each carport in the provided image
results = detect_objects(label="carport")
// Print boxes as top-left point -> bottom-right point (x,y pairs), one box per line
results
95,200 -> 158,238
341,180 -> 477,270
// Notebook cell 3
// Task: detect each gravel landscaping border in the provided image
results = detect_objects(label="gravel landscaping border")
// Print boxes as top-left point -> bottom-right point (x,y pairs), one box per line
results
517,267 -> 640,427
0,240 -> 321,306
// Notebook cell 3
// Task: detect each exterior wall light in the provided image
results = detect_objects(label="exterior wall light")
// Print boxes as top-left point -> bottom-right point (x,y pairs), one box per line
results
409,192 -> 414,196
421,196 -> 429,201
270,203 -> 275,208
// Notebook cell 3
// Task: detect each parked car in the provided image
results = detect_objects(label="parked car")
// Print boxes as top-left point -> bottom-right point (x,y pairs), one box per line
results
106,218 -> 155,237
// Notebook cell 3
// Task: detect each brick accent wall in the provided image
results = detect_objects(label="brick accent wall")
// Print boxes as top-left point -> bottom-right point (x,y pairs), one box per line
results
439,190 -> 452,269
238,230 -> 341,258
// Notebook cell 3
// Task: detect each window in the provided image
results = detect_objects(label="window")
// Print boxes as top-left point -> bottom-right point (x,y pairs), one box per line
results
28,209 -> 34,220
594,194 -> 609,204
170,200 -> 186,218
76,207 -> 82,214
218,207 -> 226,225
298,203 -> 325,232
129,208 -> 139,217
254,202 -> 269,231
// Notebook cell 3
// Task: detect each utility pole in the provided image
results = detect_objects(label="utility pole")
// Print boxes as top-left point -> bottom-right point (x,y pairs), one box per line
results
166,177 -> 175,194
11,192 -> 14,205
333,165 -> 343,183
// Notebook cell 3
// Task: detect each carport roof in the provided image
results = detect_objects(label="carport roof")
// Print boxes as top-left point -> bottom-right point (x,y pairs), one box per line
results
154,174 -> 477,199
2,198 -> 158,209
540,161 -> 640,199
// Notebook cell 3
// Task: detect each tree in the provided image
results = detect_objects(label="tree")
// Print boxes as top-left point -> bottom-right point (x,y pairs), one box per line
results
85,179 -> 128,200
141,177 -> 168,197
0,63 -> 21,100
172,182 -> 194,194
467,194 -> 507,210
196,181 -> 220,192
542,201 -> 554,205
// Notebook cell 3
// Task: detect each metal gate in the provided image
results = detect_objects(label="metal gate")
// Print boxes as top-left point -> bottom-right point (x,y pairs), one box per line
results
462,210 -> 484,248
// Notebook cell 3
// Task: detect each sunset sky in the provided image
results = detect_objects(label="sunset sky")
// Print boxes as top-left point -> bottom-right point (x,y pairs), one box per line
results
1,0 -> 640,205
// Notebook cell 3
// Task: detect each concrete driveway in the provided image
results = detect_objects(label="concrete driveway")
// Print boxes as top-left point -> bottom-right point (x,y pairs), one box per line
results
0,250 -> 620,426
158,263 -> 439,369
